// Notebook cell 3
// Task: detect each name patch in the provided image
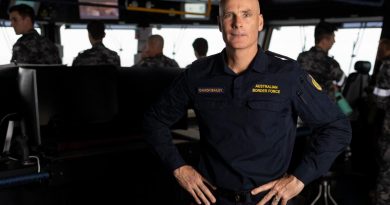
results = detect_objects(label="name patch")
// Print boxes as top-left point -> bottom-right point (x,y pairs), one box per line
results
252,84 -> 280,94
198,87 -> 224,94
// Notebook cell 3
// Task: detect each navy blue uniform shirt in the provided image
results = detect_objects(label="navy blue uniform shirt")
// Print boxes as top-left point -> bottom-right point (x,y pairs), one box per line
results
144,48 -> 351,191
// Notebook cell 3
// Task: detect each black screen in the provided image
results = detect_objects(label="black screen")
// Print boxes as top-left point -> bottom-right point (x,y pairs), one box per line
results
18,67 -> 41,148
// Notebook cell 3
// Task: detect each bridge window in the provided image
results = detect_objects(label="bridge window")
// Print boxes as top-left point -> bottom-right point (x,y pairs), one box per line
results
0,21 -> 41,64
60,24 -> 137,67
152,26 -> 225,68
268,24 -> 382,75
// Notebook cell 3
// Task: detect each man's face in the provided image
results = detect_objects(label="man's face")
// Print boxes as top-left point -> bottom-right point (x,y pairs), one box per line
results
9,11 -> 32,35
324,33 -> 336,51
218,0 -> 263,50
142,42 -> 157,58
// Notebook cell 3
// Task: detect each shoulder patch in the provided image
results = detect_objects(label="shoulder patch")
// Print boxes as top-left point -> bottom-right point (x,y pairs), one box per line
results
265,50 -> 294,61
308,74 -> 322,91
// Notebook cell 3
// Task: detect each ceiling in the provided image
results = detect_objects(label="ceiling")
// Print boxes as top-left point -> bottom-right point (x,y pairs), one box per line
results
0,0 -> 386,25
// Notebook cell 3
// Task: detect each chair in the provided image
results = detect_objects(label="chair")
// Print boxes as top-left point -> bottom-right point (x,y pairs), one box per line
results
310,172 -> 339,205
342,61 -> 371,120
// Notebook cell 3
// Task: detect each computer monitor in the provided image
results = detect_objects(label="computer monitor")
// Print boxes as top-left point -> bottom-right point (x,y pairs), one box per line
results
181,2 -> 209,21
79,0 -> 119,20
17,67 -> 41,149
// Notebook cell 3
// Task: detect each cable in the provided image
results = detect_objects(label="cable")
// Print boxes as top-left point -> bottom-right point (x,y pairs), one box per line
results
171,25 -> 187,59
300,26 -> 307,52
0,113 -> 18,131
29,155 -> 41,173
347,23 -> 366,74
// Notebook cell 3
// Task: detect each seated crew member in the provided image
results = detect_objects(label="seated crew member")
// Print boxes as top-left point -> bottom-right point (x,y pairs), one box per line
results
136,34 -> 179,68
72,20 -> 121,67
297,21 -> 346,101
9,4 -> 61,64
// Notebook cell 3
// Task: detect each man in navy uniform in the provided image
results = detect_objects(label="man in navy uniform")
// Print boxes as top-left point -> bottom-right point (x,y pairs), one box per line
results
72,20 -> 121,67
9,4 -> 61,64
297,22 -> 346,101
144,0 -> 351,204
137,34 -> 179,68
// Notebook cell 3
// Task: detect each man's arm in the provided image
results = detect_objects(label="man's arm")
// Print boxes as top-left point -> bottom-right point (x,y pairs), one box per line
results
143,71 -> 216,205
330,59 -> 346,89
143,73 -> 190,171
292,69 -> 352,184
373,64 -> 390,109
252,65 -> 351,205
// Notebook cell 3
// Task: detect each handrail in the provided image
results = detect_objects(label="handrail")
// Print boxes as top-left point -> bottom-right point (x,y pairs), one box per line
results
127,0 -> 212,17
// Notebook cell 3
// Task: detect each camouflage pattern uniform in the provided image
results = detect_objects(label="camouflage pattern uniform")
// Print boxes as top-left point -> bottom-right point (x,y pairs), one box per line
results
297,46 -> 346,101
11,29 -> 61,64
373,58 -> 390,205
72,42 -> 120,67
137,54 -> 179,68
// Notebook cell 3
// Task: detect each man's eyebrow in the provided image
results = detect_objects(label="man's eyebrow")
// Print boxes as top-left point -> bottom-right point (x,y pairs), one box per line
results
223,8 -> 255,13
241,9 -> 256,13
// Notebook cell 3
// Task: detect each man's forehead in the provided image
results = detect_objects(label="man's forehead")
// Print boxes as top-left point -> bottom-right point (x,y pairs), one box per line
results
9,11 -> 22,18
220,1 -> 259,13
222,8 -> 256,13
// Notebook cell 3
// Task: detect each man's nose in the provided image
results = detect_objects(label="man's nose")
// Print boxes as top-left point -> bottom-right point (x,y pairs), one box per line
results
232,15 -> 243,28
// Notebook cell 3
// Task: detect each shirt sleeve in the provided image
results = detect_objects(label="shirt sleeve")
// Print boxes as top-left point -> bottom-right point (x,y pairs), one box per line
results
143,71 -> 191,171
291,68 -> 352,185
329,58 -> 346,87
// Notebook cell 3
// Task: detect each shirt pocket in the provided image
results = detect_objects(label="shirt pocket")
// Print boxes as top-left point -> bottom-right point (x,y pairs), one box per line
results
247,100 -> 288,114
246,100 -> 289,138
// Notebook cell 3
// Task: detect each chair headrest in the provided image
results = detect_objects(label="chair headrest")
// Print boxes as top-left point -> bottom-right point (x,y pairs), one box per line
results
354,61 -> 371,74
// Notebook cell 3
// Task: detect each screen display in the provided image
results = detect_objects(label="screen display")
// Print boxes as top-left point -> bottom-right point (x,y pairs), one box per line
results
183,3 -> 208,20
79,0 -> 119,20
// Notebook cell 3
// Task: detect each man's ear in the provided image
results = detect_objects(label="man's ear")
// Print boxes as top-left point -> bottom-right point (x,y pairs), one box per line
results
258,14 -> 264,32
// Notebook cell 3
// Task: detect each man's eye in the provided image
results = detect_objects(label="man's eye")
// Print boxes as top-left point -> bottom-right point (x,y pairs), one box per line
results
243,13 -> 252,18
224,13 -> 233,19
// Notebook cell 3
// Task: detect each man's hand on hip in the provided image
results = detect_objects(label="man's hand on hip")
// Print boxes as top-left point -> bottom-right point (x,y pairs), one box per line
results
174,165 -> 216,205
251,174 -> 304,205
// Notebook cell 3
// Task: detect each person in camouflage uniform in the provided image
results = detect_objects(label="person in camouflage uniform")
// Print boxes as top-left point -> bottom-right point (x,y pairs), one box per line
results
297,21 -> 346,101
373,38 -> 390,205
72,20 -> 120,67
9,4 -> 61,64
8,4 -> 61,64
137,34 -> 179,68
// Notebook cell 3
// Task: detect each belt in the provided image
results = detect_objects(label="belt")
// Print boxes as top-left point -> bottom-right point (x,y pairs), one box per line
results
215,188 -> 304,205
216,188 -> 264,203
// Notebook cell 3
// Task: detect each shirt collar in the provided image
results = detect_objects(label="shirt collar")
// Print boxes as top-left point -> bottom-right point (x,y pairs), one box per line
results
312,46 -> 328,55
23,29 -> 38,36
215,46 -> 268,75
92,42 -> 104,48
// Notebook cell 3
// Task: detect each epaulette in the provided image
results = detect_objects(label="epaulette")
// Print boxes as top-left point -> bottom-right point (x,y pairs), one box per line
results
265,50 -> 295,61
